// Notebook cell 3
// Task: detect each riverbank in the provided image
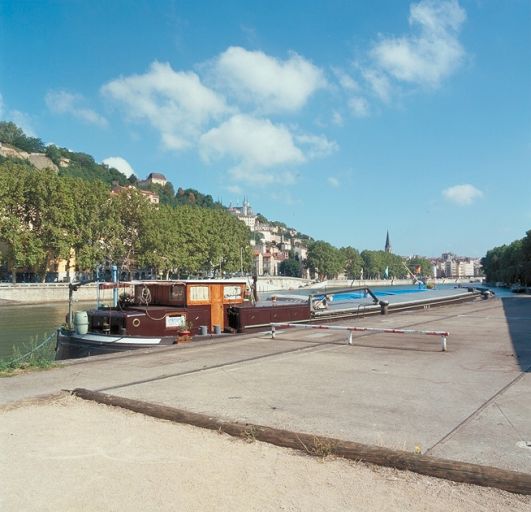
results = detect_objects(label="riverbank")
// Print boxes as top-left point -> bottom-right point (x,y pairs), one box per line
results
0,277 -> 485,305
2,298 -> 530,496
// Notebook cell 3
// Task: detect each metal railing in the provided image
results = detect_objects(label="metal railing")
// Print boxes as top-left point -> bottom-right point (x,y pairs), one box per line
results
270,322 -> 449,351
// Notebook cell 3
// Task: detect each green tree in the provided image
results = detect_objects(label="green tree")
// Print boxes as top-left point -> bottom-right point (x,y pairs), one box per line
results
105,188 -> 153,271
407,256 -> 433,277
0,122 -> 45,153
339,246 -> 363,279
0,161 -> 76,281
279,257 -> 302,277
307,241 -> 344,279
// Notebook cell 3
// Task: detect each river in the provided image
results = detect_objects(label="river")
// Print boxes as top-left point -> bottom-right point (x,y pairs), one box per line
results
0,302 -> 88,359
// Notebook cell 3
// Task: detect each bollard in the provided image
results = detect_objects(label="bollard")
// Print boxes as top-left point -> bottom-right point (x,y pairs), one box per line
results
380,300 -> 389,315
441,336 -> 447,351
347,332 -> 353,345
271,325 -> 276,339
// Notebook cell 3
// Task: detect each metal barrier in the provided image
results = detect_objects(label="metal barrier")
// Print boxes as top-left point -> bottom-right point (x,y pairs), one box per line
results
270,322 -> 449,351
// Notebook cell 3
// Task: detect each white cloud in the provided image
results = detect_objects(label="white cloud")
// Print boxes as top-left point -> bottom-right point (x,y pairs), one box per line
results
102,61 -> 229,150
332,111 -> 343,126
348,97 -> 370,117
46,90 -> 108,127
212,46 -> 326,112
199,115 -> 335,185
102,156 -> 136,177
226,184 -> 243,195
228,167 -> 299,186
200,114 -> 304,170
295,133 -> 338,159
442,184 -> 483,205
328,177 -> 340,187
333,68 -> 361,92
362,68 -> 393,103
370,0 -> 466,88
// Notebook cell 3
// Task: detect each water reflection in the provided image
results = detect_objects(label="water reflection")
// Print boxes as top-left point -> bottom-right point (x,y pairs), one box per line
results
0,303 -> 70,359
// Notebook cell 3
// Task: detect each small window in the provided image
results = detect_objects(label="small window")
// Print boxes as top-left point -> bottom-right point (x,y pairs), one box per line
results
224,286 -> 242,300
190,286 -> 209,302
170,284 -> 185,302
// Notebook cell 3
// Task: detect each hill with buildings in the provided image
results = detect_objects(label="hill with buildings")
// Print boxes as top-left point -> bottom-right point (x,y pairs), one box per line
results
0,121 -> 493,283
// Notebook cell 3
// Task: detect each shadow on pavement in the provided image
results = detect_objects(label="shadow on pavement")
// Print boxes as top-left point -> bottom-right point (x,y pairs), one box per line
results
502,297 -> 531,372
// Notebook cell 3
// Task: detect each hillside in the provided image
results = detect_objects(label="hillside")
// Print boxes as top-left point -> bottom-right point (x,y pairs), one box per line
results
0,121 -> 219,208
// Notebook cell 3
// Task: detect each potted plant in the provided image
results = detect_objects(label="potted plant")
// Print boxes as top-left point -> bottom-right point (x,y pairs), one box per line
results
177,319 -> 193,343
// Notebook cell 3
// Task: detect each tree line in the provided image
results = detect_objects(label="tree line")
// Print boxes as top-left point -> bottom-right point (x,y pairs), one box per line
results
281,240 -> 432,280
481,231 -> 531,285
0,160 -> 252,282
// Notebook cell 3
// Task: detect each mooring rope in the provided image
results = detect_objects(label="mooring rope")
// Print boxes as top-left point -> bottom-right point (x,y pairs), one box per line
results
7,330 -> 59,364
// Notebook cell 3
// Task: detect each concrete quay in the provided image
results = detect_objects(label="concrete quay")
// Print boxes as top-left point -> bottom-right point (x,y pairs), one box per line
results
2,296 -> 530,481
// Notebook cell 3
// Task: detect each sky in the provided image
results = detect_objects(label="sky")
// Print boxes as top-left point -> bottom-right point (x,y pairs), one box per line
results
1,0 -> 530,258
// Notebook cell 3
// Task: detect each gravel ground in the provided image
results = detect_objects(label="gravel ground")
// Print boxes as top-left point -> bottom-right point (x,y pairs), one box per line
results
1,394 -> 529,512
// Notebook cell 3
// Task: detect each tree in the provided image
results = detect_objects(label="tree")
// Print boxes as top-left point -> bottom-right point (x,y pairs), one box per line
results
69,179 -> 116,275
361,250 -> 407,279
0,161 -> 77,281
339,246 -> 363,279
0,122 -> 45,153
105,188 -> 154,270
481,232 -> 531,285
307,241 -> 344,280
279,257 -> 302,277
407,256 -> 433,277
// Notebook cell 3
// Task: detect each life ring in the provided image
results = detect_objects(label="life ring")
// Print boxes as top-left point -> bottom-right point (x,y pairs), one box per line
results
132,318 -> 141,327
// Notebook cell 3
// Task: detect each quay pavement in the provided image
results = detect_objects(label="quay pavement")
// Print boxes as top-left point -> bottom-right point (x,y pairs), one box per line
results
2,296 -> 530,475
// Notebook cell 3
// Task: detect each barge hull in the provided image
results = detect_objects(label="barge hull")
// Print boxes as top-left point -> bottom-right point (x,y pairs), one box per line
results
56,331 -> 176,360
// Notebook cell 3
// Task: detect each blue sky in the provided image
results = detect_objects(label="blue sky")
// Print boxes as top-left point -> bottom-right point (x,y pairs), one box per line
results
1,0 -> 530,257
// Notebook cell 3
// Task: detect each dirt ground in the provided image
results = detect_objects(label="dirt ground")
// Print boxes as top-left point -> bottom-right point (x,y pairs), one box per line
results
1,394 -> 529,512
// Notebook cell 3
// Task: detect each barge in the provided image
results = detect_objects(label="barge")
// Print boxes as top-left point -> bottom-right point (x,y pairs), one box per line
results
56,280 -> 485,360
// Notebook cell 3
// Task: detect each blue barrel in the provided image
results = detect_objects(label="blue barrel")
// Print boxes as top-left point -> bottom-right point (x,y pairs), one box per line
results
74,311 -> 89,335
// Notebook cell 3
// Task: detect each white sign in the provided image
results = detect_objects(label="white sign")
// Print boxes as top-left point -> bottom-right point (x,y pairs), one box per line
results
166,315 -> 185,328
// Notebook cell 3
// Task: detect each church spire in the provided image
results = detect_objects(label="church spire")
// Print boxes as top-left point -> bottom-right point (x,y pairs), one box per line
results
385,230 -> 391,253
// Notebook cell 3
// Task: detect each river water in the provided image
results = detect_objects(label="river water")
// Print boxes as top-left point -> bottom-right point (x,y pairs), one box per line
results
0,285 -> 515,360
0,302 -> 88,359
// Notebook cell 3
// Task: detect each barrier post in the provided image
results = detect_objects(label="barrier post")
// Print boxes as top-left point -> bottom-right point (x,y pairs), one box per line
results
441,336 -> 447,352
347,331 -> 353,345
271,325 -> 276,339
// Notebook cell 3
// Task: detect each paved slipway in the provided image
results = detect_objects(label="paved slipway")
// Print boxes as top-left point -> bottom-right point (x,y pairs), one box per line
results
1,296 -> 530,511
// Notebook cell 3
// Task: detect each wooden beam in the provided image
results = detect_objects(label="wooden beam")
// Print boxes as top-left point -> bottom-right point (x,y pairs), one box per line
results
71,388 -> 531,496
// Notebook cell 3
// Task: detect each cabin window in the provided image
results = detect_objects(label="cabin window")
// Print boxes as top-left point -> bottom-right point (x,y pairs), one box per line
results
165,315 -> 186,328
224,286 -> 242,300
170,284 -> 185,302
189,286 -> 209,302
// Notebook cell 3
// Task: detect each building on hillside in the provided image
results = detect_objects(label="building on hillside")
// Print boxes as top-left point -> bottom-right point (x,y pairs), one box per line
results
144,172 -> 167,186
228,198 -> 257,231
111,184 -> 159,205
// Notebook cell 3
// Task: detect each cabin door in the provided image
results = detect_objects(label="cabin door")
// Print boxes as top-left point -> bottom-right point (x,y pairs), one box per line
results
210,285 -> 224,331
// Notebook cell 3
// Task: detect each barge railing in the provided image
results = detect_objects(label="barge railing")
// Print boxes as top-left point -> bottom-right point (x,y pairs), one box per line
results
270,322 -> 449,351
